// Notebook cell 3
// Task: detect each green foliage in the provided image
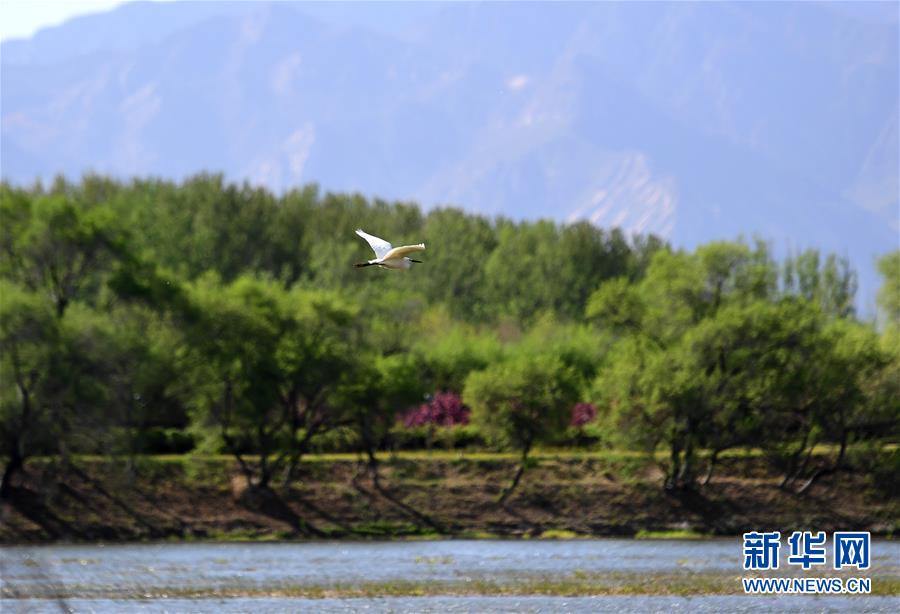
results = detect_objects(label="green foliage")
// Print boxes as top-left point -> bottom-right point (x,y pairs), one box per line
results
390,424 -> 485,451
782,248 -> 857,318
465,355 -> 580,454
414,310 -> 503,392
308,425 -> 362,454
515,315 -> 608,382
1,185 -> 127,316
179,275 -> 367,486
334,351 -> 428,483
420,208 -> 497,320
876,250 -> 900,332
592,281 -> 895,490
0,281 -> 61,473
0,174 -> 895,495
465,354 -> 581,499
586,276 -> 643,330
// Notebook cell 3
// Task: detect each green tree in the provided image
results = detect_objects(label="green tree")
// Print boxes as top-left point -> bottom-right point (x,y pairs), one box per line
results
341,352 -> 425,489
1,189 -> 127,316
672,300 -> 822,487
0,286 -> 156,495
420,208 -> 496,320
876,251 -> 900,332
414,310 -> 503,392
782,249 -> 857,318
94,306 -> 185,465
481,220 -> 562,322
182,275 -> 289,489
554,223 -> 635,319
0,282 -> 59,497
181,275 -> 364,489
275,287 -> 359,482
464,355 -> 579,502
515,315 -> 608,383
782,317 -> 898,492
587,242 -> 834,491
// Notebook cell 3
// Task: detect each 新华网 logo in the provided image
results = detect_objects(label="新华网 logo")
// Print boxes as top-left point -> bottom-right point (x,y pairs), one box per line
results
741,530 -> 872,595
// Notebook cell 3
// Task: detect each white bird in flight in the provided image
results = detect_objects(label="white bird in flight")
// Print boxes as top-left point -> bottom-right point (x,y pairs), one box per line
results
354,229 -> 425,270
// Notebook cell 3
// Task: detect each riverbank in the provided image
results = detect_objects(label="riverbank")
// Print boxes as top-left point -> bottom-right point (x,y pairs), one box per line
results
1,453 -> 897,543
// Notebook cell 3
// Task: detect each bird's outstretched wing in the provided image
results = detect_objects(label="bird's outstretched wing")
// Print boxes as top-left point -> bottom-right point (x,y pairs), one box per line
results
383,243 -> 426,260
355,229 -> 392,259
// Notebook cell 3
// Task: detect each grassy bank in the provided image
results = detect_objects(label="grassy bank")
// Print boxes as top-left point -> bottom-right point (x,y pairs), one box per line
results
1,451 -> 897,543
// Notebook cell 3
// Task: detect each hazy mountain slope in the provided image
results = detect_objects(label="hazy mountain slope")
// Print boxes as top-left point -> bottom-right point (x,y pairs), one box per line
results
1,1 -> 896,304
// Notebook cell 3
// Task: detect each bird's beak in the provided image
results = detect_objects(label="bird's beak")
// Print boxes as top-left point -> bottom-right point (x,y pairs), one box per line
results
410,259 -> 423,263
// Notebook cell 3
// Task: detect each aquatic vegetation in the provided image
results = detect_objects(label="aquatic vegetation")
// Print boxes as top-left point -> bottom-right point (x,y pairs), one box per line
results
538,529 -> 584,540
6,571 -> 899,600
635,529 -> 710,540
414,555 -> 454,565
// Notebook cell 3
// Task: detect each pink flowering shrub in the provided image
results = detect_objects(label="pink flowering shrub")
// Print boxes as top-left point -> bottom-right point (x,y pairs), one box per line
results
401,391 -> 471,427
570,402 -> 597,427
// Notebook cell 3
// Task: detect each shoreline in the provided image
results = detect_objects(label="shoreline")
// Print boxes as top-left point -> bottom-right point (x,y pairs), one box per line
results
0,533 -> 731,547
2,454 -> 897,545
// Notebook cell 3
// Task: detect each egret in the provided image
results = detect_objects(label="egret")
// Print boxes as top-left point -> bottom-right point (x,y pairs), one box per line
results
354,229 -> 425,270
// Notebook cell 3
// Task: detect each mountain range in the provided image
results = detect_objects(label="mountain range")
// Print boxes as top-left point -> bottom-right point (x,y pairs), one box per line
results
1,1 -> 897,307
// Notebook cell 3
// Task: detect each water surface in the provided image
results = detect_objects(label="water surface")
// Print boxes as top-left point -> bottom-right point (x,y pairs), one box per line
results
2,539 -> 897,612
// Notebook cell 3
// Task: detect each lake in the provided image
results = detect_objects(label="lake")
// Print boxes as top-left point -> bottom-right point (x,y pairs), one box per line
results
2,539 -> 898,612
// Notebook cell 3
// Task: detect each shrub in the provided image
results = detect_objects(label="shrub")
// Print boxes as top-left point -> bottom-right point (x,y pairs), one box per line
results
308,426 -> 361,454
390,423 -> 485,450
399,391 -> 471,427
570,402 -> 597,427
128,427 -> 196,454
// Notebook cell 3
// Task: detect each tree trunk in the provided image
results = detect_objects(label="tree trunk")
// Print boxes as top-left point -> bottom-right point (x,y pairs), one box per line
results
797,432 -> 848,494
4,375 -> 32,498
221,429 -> 256,487
784,437 -> 819,491
282,391 -> 303,485
666,440 -> 682,491
780,428 -> 811,490
285,416 -> 322,486
677,434 -> 696,488
702,448 -> 720,486
257,424 -> 272,490
499,441 -> 531,504
56,295 -> 68,318
366,445 -> 382,492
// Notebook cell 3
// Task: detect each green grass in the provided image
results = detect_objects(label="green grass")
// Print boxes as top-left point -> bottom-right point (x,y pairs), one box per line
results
538,529 -> 585,540
29,444 -> 861,466
198,529 -> 292,542
635,529 -> 711,540
352,520 -> 437,538
456,530 -> 502,540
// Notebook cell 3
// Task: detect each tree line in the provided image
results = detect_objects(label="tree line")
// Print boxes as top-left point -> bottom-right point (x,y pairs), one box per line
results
1,174 -> 897,499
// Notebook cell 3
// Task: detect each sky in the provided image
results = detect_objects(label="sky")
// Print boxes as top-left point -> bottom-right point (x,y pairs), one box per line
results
1,0 -> 128,41
2,0 -> 896,42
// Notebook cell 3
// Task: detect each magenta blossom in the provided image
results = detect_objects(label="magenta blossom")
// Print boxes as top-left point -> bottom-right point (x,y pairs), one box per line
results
570,402 -> 597,427
401,391 -> 471,427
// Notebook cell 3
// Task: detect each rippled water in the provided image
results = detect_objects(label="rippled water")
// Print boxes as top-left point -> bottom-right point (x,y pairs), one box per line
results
6,595 -> 900,614
2,539 -> 898,612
